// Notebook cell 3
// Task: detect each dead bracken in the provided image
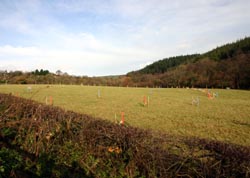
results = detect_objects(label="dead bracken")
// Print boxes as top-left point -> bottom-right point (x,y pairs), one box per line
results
0,93 -> 250,178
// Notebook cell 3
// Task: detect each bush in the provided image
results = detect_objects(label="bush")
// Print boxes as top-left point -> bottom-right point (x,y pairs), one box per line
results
0,93 -> 249,177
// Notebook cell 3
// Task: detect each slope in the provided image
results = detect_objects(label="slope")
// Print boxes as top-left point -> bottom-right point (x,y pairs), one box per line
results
128,37 -> 250,88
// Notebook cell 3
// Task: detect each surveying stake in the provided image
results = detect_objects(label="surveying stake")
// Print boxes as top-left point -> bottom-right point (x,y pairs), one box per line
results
115,113 -> 117,124
46,96 -> 53,105
143,96 -> 147,106
120,112 -> 125,125
207,92 -> 213,99
97,89 -> 101,98
143,96 -> 150,107
192,97 -> 200,106
49,96 -> 53,105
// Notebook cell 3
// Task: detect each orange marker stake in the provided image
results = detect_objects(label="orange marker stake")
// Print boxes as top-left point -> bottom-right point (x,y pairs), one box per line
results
49,96 -> 53,105
207,92 -> 213,99
143,96 -> 147,106
120,112 -> 125,125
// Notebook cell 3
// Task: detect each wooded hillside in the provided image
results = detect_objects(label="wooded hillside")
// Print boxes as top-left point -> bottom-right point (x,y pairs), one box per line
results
0,37 -> 250,89
128,37 -> 250,89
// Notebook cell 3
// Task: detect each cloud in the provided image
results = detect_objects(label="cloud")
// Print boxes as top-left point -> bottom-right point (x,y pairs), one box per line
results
0,37 -> 158,76
0,45 -> 40,56
177,42 -> 191,50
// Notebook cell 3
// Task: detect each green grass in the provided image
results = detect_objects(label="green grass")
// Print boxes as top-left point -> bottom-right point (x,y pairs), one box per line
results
0,84 -> 249,146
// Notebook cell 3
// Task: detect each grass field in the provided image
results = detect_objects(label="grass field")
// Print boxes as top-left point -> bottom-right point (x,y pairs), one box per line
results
0,84 -> 249,146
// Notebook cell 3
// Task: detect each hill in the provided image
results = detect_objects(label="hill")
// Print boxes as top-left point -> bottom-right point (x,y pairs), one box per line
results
128,37 -> 250,89
135,54 -> 201,74
134,37 -> 250,74
0,37 -> 250,89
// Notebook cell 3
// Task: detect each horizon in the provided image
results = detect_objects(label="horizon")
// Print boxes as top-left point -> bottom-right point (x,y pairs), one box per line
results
0,0 -> 250,77
0,36 -> 248,78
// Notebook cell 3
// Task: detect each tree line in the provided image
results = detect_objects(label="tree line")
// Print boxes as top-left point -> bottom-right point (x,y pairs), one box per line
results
0,37 -> 250,89
127,37 -> 250,89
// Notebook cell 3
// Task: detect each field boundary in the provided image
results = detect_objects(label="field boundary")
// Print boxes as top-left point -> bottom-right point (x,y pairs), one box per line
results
0,93 -> 249,177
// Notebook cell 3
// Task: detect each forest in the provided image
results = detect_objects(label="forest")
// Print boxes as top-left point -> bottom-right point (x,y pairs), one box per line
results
128,37 -> 250,89
0,37 -> 250,89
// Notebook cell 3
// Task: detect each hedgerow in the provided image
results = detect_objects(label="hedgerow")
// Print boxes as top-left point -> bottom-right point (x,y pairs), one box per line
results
0,93 -> 249,177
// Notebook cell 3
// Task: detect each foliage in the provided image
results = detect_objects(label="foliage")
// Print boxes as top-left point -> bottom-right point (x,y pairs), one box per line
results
32,69 -> 50,76
1,37 -> 250,88
128,37 -> 250,89
134,36 -> 250,75
0,94 -> 249,177
0,147 -> 22,177
203,36 -> 250,60
133,54 -> 200,74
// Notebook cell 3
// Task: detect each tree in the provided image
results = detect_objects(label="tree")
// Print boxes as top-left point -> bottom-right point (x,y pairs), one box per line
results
56,70 -> 63,76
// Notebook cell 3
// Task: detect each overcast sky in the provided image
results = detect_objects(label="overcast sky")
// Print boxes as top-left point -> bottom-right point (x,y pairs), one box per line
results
0,0 -> 250,76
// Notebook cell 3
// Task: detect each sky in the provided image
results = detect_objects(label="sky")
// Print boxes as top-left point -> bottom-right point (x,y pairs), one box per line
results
0,0 -> 250,76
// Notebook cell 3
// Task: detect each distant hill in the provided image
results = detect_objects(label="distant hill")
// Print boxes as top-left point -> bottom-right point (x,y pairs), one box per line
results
135,54 -> 201,74
0,37 -> 250,89
133,37 -> 250,75
203,37 -> 250,60
127,37 -> 250,89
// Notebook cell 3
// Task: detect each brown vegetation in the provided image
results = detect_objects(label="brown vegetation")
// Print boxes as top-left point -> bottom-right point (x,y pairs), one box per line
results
1,37 -> 250,89
0,94 -> 250,177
